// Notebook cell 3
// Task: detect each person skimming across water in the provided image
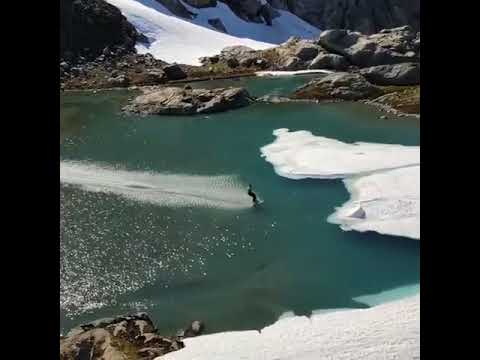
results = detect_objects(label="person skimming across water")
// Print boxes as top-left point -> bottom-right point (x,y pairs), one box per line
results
247,184 -> 259,206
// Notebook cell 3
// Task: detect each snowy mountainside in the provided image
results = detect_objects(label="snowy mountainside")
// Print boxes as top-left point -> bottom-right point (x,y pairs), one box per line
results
106,0 -> 320,65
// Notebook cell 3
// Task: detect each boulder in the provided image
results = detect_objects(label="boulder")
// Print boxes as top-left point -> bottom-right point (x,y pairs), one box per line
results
294,43 -> 322,61
292,72 -> 382,101
221,45 -> 256,59
268,38 -> 325,70
107,75 -> 129,87
258,3 -> 280,26
318,28 -> 418,67
208,18 -> 228,33
123,87 -> 253,115
359,62 -> 420,85
368,85 -> 420,114
349,206 -> 366,219
222,0 -> 264,23
155,0 -> 195,19
184,0 -> 217,8
184,320 -> 205,338
317,29 -> 362,53
309,53 -> 348,70
137,32 -> 150,44
163,64 -> 188,80
132,70 -> 167,85
60,61 -> 70,70
369,25 -> 418,54
212,45 -> 258,67
279,56 -> 303,71
226,57 -> 240,68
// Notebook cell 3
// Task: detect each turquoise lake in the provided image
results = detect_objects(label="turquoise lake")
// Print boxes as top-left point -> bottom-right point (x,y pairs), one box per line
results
60,75 -> 420,335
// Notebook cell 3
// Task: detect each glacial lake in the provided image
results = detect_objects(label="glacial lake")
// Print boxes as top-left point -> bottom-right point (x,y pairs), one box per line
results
60,75 -> 420,335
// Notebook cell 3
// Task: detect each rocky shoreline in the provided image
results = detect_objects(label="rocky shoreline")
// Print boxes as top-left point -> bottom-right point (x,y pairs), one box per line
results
61,24 -> 420,117
60,313 -> 204,360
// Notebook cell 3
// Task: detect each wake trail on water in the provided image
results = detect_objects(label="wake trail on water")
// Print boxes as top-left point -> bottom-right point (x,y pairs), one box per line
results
60,160 -> 251,209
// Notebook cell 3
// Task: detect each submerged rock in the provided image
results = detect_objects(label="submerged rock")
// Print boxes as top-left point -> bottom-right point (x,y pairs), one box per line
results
124,86 -> 254,115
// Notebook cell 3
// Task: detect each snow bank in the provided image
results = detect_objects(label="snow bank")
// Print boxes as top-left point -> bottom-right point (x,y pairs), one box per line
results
60,160 -> 251,209
260,129 -> 420,239
159,294 -> 420,360
256,70 -> 333,77
106,0 -> 320,65
328,166 -> 420,240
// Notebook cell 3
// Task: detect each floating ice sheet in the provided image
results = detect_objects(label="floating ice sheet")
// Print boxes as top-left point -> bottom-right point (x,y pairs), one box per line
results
329,166 -> 420,240
260,129 -> 420,239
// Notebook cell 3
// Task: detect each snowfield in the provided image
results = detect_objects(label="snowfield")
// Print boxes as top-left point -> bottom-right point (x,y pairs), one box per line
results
159,294 -> 420,360
260,129 -> 420,240
106,0 -> 320,65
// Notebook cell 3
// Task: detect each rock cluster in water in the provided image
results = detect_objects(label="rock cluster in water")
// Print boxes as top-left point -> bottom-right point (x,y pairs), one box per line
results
123,86 -> 254,115
293,72 -> 383,101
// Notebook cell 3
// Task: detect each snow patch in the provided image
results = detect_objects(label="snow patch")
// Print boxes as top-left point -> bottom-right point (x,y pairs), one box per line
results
159,295 -> 420,360
106,0 -> 320,65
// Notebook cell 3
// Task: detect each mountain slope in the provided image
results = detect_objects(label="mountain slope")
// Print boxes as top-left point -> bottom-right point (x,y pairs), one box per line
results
106,0 -> 320,65
269,0 -> 420,34
60,0 -> 138,59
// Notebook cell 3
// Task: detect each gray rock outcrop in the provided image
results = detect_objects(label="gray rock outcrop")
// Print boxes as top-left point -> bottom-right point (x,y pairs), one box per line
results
60,0 -> 138,60
309,53 -> 348,70
124,86 -> 254,115
292,72 -> 382,101
318,26 -> 419,67
359,62 -> 420,85
268,0 -> 420,34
